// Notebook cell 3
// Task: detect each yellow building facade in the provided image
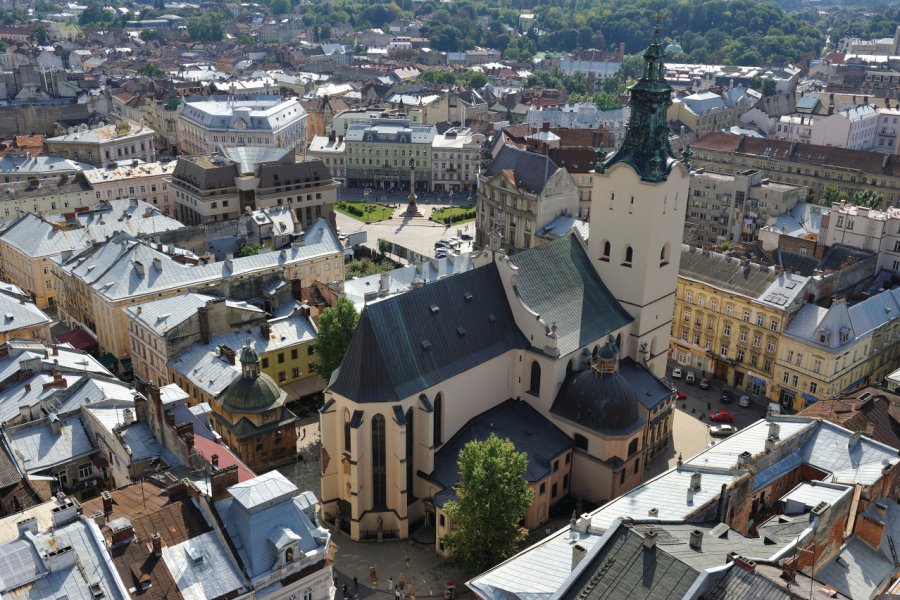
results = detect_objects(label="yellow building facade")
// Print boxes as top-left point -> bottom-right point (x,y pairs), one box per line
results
670,248 -> 810,399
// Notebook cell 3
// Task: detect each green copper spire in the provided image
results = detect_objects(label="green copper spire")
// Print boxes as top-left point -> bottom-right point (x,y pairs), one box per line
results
598,19 -> 678,182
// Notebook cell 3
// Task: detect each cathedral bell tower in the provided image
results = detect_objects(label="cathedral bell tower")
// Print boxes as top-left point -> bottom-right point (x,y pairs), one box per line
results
588,23 -> 689,378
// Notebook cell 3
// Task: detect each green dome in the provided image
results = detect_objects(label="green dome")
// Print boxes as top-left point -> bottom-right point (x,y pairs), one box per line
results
219,343 -> 287,414
219,372 -> 286,414
665,42 -> 683,55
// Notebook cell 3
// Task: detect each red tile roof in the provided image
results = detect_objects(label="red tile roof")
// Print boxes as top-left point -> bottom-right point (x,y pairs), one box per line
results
193,435 -> 256,482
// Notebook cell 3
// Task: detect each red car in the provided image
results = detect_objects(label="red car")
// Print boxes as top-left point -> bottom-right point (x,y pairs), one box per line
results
676,390 -> 687,400
709,410 -> 734,423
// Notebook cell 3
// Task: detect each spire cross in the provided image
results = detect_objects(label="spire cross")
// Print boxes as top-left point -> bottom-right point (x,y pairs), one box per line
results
653,13 -> 662,43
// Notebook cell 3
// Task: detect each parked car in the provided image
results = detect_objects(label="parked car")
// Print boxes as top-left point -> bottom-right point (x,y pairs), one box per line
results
709,410 -> 734,423
672,368 -> 683,379
699,378 -> 710,390
460,233 -> 473,241
435,250 -> 449,259
435,240 -> 450,248
709,424 -> 737,437
738,395 -> 751,408
685,372 -> 697,384
720,390 -> 733,403
676,390 -> 687,400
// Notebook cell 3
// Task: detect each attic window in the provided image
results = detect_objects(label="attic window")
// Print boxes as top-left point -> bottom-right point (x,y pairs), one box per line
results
421,340 -> 432,351
463,292 -> 473,302
429,304 -> 440,314
488,313 -> 497,323
457,327 -> 466,337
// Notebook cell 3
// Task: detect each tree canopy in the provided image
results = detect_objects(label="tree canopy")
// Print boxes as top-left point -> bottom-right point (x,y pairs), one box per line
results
852,190 -> 884,210
442,434 -> 534,576
187,12 -> 226,41
311,296 -> 360,383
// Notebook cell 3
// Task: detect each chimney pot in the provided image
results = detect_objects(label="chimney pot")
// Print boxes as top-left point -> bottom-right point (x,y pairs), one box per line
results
690,472 -> 701,490
643,529 -> 657,550
572,544 -> 588,569
689,529 -> 703,550
151,532 -> 162,556
101,490 -> 113,515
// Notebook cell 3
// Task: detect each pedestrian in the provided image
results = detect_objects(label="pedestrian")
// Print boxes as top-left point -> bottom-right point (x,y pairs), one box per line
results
353,577 -> 358,592
395,589 -> 401,600
342,583 -> 349,599
707,401 -> 711,410
388,577 -> 394,591
405,556 -> 410,569
544,526 -> 551,536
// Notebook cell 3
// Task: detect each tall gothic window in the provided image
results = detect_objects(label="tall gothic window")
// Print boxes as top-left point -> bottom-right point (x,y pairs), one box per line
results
433,393 -> 443,446
529,361 -> 541,396
406,408 -> 415,504
343,408 -> 351,453
371,414 -> 386,509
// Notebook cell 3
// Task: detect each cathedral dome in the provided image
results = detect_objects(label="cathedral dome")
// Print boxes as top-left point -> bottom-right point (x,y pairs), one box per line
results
219,343 -> 287,414
665,42 -> 683,55
551,369 -> 642,433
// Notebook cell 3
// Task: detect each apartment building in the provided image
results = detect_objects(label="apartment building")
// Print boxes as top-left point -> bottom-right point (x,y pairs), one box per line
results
671,246 -> 810,398
431,127 -> 485,193
45,122 -> 155,168
51,220 -> 342,371
0,173 -> 95,220
476,144 -> 579,253
692,132 -> 900,207
0,200 -> 182,308
344,115 -> 436,190
822,202 -> 900,273
667,88 -> 755,138
170,147 -> 336,227
777,289 -> 900,411
307,132 -> 346,182
177,95 -> 307,157
687,168 -> 805,245
83,161 -> 176,216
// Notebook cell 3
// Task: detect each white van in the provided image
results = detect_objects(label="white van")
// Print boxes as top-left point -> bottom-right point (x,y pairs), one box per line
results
767,402 -> 782,416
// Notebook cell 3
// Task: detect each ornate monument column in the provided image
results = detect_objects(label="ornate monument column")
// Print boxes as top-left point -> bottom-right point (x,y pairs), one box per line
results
401,157 -> 422,217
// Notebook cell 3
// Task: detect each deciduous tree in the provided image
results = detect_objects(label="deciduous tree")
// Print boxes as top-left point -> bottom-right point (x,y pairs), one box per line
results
311,296 -> 359,383
442,434 -> 534,576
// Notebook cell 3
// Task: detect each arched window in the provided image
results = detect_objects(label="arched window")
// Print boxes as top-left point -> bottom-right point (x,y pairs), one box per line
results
660,243 -> 670,267
601,240 -> 611,261
628,438 -> 638,457
433,393 -> 443,446
624,245 -> 633,265
285,548 -> 294,563
406,407 -> 415,504
529,361 -> 541,396
371,414 -> 386,509
343,408 -> 351,453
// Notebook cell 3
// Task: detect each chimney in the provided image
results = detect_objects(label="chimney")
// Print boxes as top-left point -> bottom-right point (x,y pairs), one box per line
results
198,306 -> 210,345
690,472 -> 701,490
643,529 -> 657,550
849,431 -> 862,449
379,272 -> 390,294
648,507 -> 659,518
211,464 -> 239,501
733,556 -> 756,572
164,410 -> 176,427
572,544 -> 588,569
689,529 -> 703,550
781,556 -> 797,581
687,486 -> 695,504
24,383 -> 31,393
152,257 -> 162,271
133,260 -> 145,277
16,517 -> 38,537
768,422 -> 780,439
110,521 -> 135,545
261,322 -> 271,340
764,436 -> 777,452
151,532 -> 162,556
211,454 -> 219,470
49,413 -> 61,435
122,408 -> 134,426
101,490 -> 113,515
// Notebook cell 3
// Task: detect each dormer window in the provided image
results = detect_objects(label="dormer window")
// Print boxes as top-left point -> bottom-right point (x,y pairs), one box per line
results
285,548 -> 294,563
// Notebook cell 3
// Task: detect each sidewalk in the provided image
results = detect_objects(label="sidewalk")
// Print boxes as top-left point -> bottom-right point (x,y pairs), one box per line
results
331,532 -> 470,599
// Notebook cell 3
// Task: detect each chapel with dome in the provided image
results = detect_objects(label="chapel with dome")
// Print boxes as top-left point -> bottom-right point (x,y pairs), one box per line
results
211,342 -> 298,471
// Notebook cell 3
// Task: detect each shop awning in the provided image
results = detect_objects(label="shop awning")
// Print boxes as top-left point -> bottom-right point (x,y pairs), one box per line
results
99,354 -> 118,370
55,327 -> 98,352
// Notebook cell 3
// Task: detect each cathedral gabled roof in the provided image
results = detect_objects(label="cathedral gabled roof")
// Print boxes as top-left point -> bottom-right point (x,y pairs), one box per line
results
329,263 -> 529,404
509,235 -> 633,356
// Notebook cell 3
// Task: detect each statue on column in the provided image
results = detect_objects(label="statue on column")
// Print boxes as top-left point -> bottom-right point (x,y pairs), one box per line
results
401,157 -> 421,217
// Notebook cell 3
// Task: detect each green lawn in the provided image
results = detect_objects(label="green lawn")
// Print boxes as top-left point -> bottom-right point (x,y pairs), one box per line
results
432,205 -> 476,224
335,201 -> 395,223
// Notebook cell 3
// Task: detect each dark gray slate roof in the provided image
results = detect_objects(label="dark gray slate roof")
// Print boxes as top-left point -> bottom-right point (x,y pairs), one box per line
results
562,525 -> 700,599
329,263 -> 528,403
679,245 -> 777,299
483,145 -> 560,196
618,357 -> 672,411
704,565 -> 794,600
428,399 -> 572,507
552,369 -> 643,434
510,235 -> 633,356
